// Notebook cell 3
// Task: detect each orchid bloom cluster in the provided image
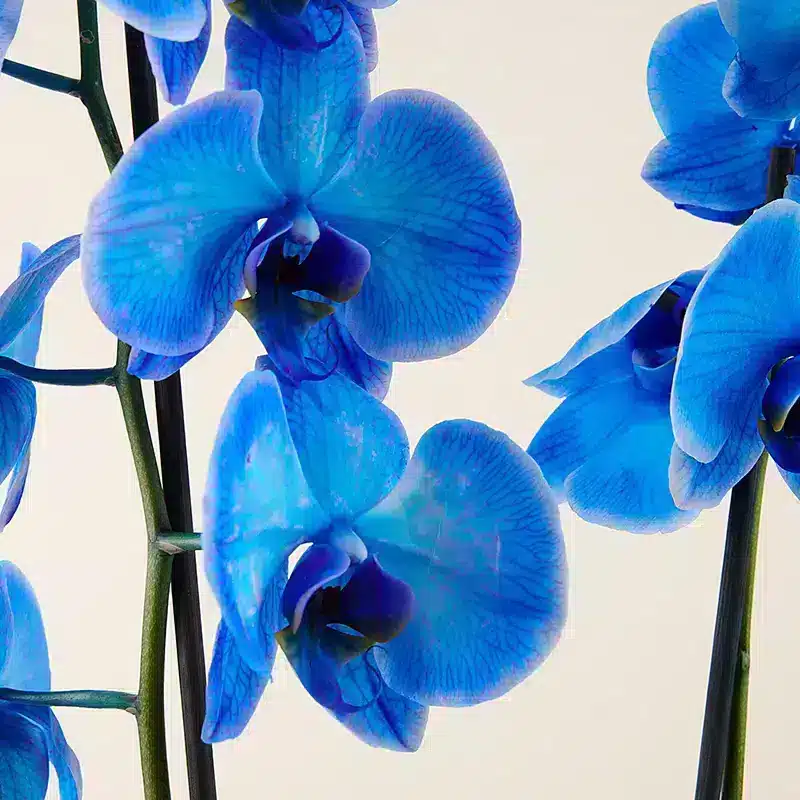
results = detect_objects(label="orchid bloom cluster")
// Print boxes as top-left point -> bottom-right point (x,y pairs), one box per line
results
0,0 -> 570,794
1,0 -> 796,794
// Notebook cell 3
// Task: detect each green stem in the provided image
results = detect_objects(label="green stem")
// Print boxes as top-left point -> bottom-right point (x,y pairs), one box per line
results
1,60 -> 80,95
0,689 -> 137,713
76,0 -> 124,171
0,358 -> 114,386
155,533 -> 202,554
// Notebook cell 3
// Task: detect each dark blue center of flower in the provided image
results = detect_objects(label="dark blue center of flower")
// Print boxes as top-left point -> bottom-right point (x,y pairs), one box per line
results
759,357 -> 800,472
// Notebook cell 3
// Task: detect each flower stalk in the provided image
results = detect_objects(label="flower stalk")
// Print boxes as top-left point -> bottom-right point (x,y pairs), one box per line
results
124,25 -> 217,800
0,688 -> 138,713
694,146 -> 796,800
0,357 -> 115,386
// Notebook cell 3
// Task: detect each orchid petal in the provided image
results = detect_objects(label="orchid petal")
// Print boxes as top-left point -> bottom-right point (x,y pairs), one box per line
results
83,92 -> 281,357
357,421 -> 566,706
313,90 -> 521,362
101,0 -> 207,41
225,11 -> 369,198
0,0 -> 23,68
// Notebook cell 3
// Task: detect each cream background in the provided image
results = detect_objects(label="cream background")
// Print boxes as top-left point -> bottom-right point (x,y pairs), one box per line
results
0,0 -> 798,797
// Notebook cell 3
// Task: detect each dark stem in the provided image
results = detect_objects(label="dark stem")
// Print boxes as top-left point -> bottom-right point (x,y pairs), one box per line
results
0,688 -> 137,713
694,145 -> 795,800
0,357 -> 114,386
125,25 -> 217,800
1,60 -> 80,94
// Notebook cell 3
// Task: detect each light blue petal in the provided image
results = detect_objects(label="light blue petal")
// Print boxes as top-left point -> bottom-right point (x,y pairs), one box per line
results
203,369 -> 327,670
225,11 -> 369,199
100,0 -> 207,40
126,220 -> 258,379
0,562 -> 50,690
335,650 -> 427,752
642,117 -> 787,212
785,174 -> 800,203
648,4 -> 738,136
0,0 -> 23,67
277,371 -> 409,521
2,244 -> 42,369
669,388 -> 764,510
531,377 -> 696,532
83,92 -> 281,357
145,0 -> 211,106
127,349 -> 198,381
303,309 -> 392,399
778,466 -> 800,499
203,614 -> 277,743
0,236 -> 80,355
723,55 -> 800,120
524,280 -> 671,398
313,90 -> 521,362
356,421 -> 566,706
0,375 -> 35,489
672,200 -> 800,462
342,3 -> 377,71
0,709 -> 49,799
0,442 -> 31,533
346,0 -> 397,7
21,709 -> 81,800
718,0 -> 800,74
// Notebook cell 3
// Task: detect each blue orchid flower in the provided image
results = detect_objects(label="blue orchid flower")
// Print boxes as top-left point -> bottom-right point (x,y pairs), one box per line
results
201,366 -> 566,749
642,3 -> 797,223
99,0 -> 211,105
82,7 -> 520,382
0,0 -> 23,71
0,561 -> 82,798
526,267 -> 764,532
225,0 -> 389,67
672,192 -> 800,500
717,0 -> 800,121
0,237 -> 81,531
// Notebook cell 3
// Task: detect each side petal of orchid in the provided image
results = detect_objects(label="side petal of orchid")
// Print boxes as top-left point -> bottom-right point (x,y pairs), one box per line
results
647,4 -> 738,136
277,371 -> 409,520
356,421 -> 566,706
723,53 -> 800,120
0,0 -> 23,70
304,310 -> 392,400
531,377 -> 697,532
672,200 -> 800,462
0,236 -> 80,354
83,92 -> 282,357
225,11 -> 369,198
342,3 -> 378,71
0,375 -> 35,490
101,0 -> 207,41
203,607 -> 280,743
524,280 -> 671,397
0,709 -> 50,798
313,90 -> 521,362
642,118 -> 787,213
145,1 -> 211,106
127,225 -> 258,380
37,710 -> 81,800
669,390 -> 764,510
203,370 -> 328,670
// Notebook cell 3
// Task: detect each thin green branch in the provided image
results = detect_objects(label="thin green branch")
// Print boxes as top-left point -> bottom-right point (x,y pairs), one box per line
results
0,357 -> 114,386
1,60 -> 80,95
0,688 -> 137,714
156,533 -> 202,555
76,0 -> 124,170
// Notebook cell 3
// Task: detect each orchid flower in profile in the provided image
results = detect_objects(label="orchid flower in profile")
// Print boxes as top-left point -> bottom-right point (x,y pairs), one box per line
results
526,268 -> 763,532
100,0 -> 211,105
717,0 -> 800,121
201,366 -> 566,750
0,237 -> 81,531
82,7 -> 520,382
225,0 -> 391,68
0,561 -> 82,798
642,3 -> 798,224
672,191 -> 800,500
